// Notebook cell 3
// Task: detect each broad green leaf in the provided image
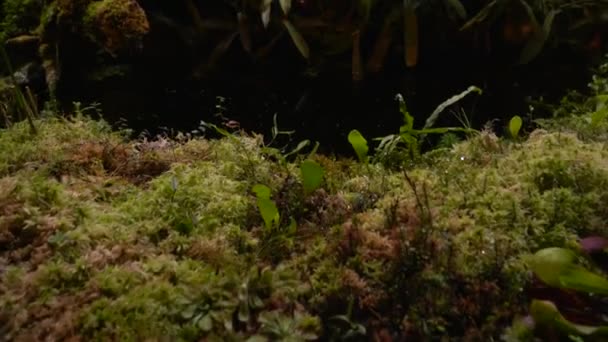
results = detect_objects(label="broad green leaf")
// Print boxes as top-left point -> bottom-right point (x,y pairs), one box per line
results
257,197 -> 279,230
283,19 -> 310,59
518,9 -> 559,64
348,129 -> 369,163
443,0 -> 467,20
529,247 -> 575,288
300,159 -> 324,194
280,0 -> 292,15
252,184 -> 271,200
530,247 -> 608,295
424,86 -> 482,129
530,300 -> 608,337
558,266 -> 608,295
509,115 -> 522,138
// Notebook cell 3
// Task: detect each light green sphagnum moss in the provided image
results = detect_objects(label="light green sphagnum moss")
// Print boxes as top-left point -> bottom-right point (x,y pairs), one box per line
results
1,98 -> 608,340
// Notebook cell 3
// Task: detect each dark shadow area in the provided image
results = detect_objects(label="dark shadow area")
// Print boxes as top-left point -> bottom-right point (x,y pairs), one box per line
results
41,0 -> 599,156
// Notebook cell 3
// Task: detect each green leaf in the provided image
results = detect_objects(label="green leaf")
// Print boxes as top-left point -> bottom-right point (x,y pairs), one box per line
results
530,247 -> 608,295
280,0 -> 292,15
307,141 -> 320,159
252,184 -> 272,200
260,0 -> 272,28
443,0 -> 467,20
283,19 -> 309,59
300,159 -> 324,194
530,300 -> 608,337
519,0 -> 540,29
348,129 -> 369,163
460,0 -> 499,31
529,247 -> 576,288
284,139 -> 310,158
518,9 -> 559,64
395,94 -> 414,132
252,184 -> 279,230
257,198 -> 279,230
558,266 -> 608,295
509,115 -> 523,138
424,86 -> 482,129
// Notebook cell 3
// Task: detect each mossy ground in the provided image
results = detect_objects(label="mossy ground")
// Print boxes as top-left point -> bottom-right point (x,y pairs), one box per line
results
1,100 -> 608,341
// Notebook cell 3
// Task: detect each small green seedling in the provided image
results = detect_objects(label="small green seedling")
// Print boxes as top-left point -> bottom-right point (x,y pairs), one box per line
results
508,115 -> 523,139
348,129 -> 369,164
374,88 -> 481,162
252,184 -> 280,231
300,159 -> 324,195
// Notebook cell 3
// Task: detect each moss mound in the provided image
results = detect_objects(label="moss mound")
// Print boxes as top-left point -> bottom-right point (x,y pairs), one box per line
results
1,102 -> 608,340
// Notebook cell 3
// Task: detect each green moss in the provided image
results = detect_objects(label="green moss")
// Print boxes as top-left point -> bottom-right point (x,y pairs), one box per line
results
0,0 -> 43,41
0,115 -> 124,176
79,281 -> 184,341
2,80 -> 608,340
